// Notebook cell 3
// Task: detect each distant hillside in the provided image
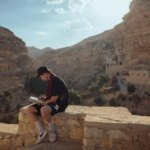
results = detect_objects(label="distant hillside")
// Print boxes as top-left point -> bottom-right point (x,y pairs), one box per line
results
27,46 -> 53,60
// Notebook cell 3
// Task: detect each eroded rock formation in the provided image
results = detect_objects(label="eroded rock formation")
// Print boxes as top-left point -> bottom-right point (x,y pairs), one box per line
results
34,30 -> 115,91
0,26 -> 34,105
34,0 -> 150,91
0,26 -> 33,77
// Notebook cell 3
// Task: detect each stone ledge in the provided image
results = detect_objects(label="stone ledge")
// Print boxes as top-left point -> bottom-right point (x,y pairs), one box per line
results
20,105 -> 131,120
84,114 -> 150,129
0,123 -> 18,135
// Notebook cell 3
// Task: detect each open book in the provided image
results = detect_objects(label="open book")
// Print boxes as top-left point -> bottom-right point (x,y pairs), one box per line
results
29,96 -> 43,104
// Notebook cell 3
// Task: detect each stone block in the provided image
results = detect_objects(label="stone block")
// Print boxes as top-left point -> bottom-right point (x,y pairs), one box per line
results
56,129 -> 68,138
0,139 -> 11,150
107,130 -> 130,140
69,128 -> 83,140
83,138 -> 96,147
24,137 -> 36,146
98,140 -> 112,149
84,127 -> 103,139
4,135 -> 11,139
66,119 -> 80,126
84,115 -> 129,130
53,119 -> 65,126
11,137 -> 23,147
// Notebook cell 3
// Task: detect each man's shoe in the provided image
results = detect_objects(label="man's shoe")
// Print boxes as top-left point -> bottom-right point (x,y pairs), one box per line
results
35,129 -> 47,144
49,129 -> 56,143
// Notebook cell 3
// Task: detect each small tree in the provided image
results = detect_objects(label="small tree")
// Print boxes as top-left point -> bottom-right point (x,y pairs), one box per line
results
68,89 -> 82,105
127,84 -> 136,93
88,85 -> 99,93
109,98 -> 116,106
97,75 -> 109,87
16,104 -> 22,110
94,97 -> 105,106
3,90 -> 12,97
118,93 -> 126,102
4,103 -> 11,113
0,116 -> 10,123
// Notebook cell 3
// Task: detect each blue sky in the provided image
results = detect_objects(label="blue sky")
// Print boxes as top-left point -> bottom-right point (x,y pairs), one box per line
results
0,0 -> 132,49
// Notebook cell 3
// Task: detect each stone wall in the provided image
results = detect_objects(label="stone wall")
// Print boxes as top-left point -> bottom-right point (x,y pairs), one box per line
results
0,123 -> 22,150
83,115 -> 150,150
1,105 -> 150,150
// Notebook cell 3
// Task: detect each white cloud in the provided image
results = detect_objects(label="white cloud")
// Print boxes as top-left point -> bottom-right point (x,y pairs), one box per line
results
63,19 -> 93,31
42,0 -> 63,4
35,31 -> 48,35
55,8 -> 67,14
41,9 -> 50,13
68,0 -> 91,12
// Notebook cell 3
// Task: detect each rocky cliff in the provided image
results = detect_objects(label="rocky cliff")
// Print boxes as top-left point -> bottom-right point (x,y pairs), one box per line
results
0,26 -> 33,77
34,0 -> 150,91
27,46 -> 53,61
123,0 -> 150,61
34,30 -> 116,91
0,26 -> 34,105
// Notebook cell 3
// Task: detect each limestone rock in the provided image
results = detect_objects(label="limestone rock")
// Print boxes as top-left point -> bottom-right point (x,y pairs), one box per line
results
107,130 -> 130,140
0,139 -> 11,150
69,128 -> 83,139
0,26 -> 34,108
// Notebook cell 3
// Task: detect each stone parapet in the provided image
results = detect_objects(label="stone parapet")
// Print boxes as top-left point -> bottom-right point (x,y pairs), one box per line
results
1,105 -> 150,150
83,115 -> 150,150
18,105 -> 132,147
0,123 -> 22,150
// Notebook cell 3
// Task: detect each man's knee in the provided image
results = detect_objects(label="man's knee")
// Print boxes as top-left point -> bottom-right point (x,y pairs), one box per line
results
26,106 -> 36,115
40,106 -> 52,117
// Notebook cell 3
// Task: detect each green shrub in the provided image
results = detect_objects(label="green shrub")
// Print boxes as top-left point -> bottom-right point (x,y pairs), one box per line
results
94,97 -> 105,106
128,96 -> 133,101
118,94 -> 126,102
109,98 -> 116,106
3,90 -> 12,97
97,75 -> 109,87
115,102 -> 121,107
68,89 -> 82,105
0,116 -> 10,123
127,84 -> 136,93
88,85 -> 99,93
4,103 -> 11,113
0,92 -> 4,98
16,104 -> 22,110
13,113 -> 19,124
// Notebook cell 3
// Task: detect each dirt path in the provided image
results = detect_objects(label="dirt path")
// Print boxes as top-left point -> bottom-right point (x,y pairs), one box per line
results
17,141 -> 83,150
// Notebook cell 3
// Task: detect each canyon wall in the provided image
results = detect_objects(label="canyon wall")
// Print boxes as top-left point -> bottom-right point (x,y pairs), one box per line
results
0,26 -> 34,105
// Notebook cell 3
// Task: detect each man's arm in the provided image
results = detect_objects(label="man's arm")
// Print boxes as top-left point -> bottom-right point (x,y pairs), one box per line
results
42,96 -> 59,105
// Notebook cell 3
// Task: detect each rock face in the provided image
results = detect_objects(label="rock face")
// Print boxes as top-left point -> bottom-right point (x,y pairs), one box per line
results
0,26 -> 34,105
27,46 -> 53,61
123,0 -> 150,62
34,30 -> 115,91
0,26 -> 33,78
34,0 -> 150,91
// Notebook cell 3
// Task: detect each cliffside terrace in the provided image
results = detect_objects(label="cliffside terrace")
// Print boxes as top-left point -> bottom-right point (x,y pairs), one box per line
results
0,105 -> 150,150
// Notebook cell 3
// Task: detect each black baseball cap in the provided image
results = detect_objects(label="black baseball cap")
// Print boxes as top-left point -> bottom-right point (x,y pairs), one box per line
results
36,66 -> 50,78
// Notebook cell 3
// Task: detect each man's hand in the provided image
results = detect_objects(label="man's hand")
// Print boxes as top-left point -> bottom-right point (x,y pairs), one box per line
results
38,97 -> 46,101
41,101 -> 48,106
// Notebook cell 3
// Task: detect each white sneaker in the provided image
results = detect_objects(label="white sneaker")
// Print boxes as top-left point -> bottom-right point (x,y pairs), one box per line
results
49,129 -> 56,143
35,129 -> 47,144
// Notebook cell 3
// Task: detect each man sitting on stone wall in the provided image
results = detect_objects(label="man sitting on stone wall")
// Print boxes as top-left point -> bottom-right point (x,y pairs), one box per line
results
27,66 -> 69,144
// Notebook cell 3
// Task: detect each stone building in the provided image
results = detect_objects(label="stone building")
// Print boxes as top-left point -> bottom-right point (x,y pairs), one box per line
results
121,70 -> 150,86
